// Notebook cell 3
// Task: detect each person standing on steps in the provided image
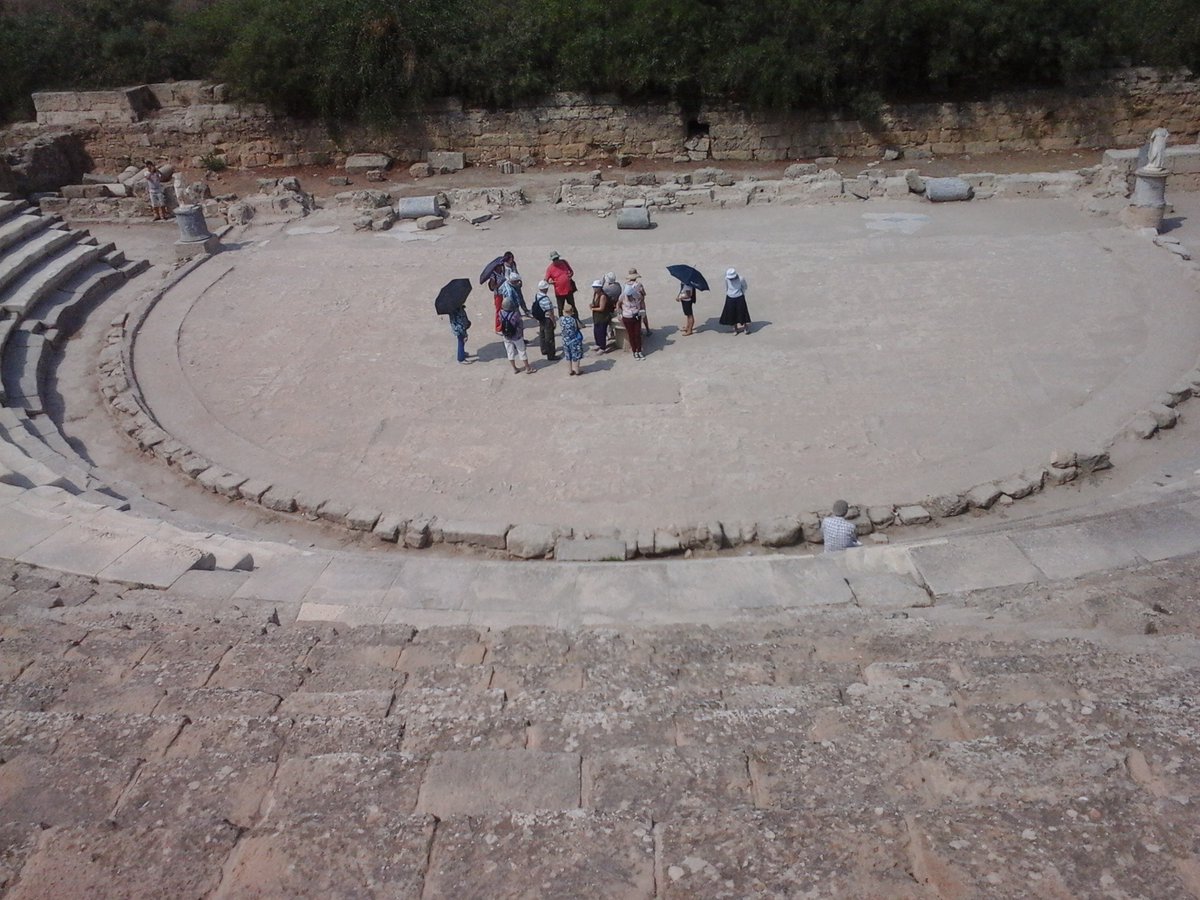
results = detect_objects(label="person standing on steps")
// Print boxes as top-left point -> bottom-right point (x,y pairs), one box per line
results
719,267 -> 752,335
589,279 -> 613,353
620,269 -> 649,359
560,301 -> 585,376
533,279 -> 558,360
499,297 -> 536,374
821,500 -> 861,552
545,251 -> 576,317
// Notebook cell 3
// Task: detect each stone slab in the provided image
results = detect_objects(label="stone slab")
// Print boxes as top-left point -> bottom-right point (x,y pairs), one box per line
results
766,558 -> 856,607
231,552 -> 331,605
0,506 -> 67,559
910,534 -> 1045,596
416,749 -> 581,816
345,153 -> 391,173
97,538 -> 209,588
303,556 -> 401,606
17,521 -> 142,577
423,812 -> 655,899
1101,505 -> 1200,562
555,538 -> 627,562
847,572 -> 933,609
1010,522 -> 1143,581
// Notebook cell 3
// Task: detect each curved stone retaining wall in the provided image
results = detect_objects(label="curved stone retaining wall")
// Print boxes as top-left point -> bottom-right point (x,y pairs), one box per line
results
97,167 -> 1200,560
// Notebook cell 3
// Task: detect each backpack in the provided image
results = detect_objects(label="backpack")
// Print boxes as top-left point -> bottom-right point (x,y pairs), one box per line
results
530,297 -> 547,322
500,311 -> 520,339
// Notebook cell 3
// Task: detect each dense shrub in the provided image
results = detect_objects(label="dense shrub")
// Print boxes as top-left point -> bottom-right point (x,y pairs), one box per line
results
1,0 -> 1197,126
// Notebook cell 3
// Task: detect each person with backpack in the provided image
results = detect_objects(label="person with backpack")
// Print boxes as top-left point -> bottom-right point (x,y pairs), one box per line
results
502,251 -> 530,315
533,279 -> 558,360
499,297 -> 535,374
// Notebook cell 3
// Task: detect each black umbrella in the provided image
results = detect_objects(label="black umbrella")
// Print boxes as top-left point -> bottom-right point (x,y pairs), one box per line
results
479,255 -> 506,285
435,278 -> 472,315
667,264 -> 710,291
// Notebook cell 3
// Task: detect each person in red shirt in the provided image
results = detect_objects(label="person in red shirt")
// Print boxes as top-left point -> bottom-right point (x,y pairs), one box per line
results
544,251 -> 576,316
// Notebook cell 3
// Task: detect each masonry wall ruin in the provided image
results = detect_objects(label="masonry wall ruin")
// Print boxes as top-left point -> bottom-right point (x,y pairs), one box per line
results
3,68 -> 1198,173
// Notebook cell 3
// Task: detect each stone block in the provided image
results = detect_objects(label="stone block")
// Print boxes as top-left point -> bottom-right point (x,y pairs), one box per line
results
317,501 -> 349,524
555,538 -> 626,562
438,520 -> 509,550
1044,465 -> 1077,486
415,215 -> 444,230
345,153 -> 391,174
758,516 -> 802,547
966,484 -> 1002,509
396,196 -> 440,218
416,750 -> 579,816
409,162 -> 432,178
1076,448 -> 1112,474
404,517 -> 432,549
616,207 -> 651,229
427,151 -> 465,172
506,524 -> 561,559
1148,403 -> 1178,429
652,530 -> 683,556
260,486 -> 296,512
1049,449 -> 1076,469
784,163 -> 818,178
867,506 -> 895,527
998,474 -> 1038,500
373,513 -> 405,542
1127,412 -> 1159,439
346,507 -> 381,531
927,494 -> 968,518
924,177 -> 973,202
895,505 -> 932,525
214,472 -> 247,499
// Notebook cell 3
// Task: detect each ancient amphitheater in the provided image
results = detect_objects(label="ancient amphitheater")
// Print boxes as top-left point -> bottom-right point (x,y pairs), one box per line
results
2,86 -> 1200,895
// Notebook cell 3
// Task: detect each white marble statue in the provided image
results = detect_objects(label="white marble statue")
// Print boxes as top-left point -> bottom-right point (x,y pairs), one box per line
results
1144,127 -> 1169,174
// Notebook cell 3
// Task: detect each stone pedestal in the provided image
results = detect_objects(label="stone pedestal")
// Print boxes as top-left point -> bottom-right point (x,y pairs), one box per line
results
1125,168 -> 1168,232
173,203 -> 219,258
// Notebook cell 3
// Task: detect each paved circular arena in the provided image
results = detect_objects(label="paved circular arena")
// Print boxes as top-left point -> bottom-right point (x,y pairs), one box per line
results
132,198 -> 1200,531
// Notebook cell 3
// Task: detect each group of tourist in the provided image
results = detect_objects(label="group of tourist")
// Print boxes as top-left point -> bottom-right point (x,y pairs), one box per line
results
449,250 -> 754,374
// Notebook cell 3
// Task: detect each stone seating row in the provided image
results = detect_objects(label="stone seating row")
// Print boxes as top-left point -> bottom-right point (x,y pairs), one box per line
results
0,191 -> 149,505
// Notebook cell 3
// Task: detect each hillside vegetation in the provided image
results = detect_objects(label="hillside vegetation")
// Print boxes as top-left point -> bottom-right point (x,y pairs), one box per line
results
2,0 -> 1197,126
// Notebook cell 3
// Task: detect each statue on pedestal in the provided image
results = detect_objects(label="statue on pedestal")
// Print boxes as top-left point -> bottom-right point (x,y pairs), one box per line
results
1143,127 -> 1169,174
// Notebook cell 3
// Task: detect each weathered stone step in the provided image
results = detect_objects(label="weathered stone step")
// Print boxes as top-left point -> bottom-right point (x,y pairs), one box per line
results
0,213 -> 56,256
0,198 -> 29,223
0,241 -> 104,318
0,327 -> 48,413
0,226 -> 78,299
29,261 -> 124,336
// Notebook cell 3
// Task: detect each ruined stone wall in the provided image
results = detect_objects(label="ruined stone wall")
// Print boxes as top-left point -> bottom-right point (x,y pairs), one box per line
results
5,68 -> 1199,173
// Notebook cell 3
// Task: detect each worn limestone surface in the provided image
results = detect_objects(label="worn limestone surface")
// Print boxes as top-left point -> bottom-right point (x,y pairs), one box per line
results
1,553 -> 1199,896
130,198 -> 1200,533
